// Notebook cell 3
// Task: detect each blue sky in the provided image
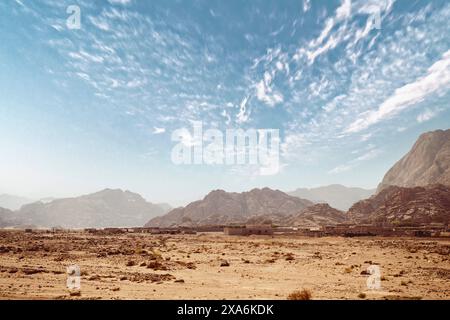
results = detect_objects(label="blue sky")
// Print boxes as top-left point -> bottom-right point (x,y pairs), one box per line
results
0,0 -> 449,206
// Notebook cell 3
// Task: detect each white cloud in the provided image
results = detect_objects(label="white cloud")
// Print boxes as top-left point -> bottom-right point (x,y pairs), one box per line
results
417,108 -> 438,123
329,147 -> 382,174
89,16 -> 110,31
108,0 -> 132,5
336,0 -> 352,20
236,96 -> 250,123
255,80 -> 284,107
153,127 -> 165,134
254,71 -> 284,107
328,164 -> 354,174
346,49 -> 450,133
302,0 -> 311,13
354,148 -> 381,161
127,78 -> 147,88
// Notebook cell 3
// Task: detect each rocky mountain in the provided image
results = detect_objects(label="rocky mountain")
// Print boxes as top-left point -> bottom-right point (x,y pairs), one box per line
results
378,129 -> 450,192
285,204 -> 348,228
0,207 -> 14,227
8,189 -> 166,229
145,188 -> 314,228
348,184 -> 450,225
0,194 -> 34,211
288,185 -> 375,211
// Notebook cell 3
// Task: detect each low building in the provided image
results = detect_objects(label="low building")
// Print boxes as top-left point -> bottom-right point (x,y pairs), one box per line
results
224,224 -> 273,236
103,228 -> 126,234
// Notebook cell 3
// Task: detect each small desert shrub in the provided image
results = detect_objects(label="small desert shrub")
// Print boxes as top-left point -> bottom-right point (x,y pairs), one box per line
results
287,289 -> 312,300
358,293 -> 366,299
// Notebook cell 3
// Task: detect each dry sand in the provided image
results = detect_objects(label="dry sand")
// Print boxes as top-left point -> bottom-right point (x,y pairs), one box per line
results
0,230 -> 448,300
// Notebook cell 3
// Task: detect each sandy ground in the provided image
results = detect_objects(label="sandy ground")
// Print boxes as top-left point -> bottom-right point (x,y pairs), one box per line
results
0,230 -> 448,300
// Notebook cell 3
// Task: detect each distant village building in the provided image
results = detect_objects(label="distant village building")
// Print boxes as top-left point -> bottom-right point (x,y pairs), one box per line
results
224,224 -> 273,236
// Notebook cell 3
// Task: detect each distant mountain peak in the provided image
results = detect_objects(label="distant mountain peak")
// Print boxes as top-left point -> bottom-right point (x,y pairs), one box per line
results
145,187 -> 313,228
3,189 -> 165,229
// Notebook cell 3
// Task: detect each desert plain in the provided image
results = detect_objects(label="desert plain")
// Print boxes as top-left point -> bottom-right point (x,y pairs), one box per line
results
0,230 -> 448,300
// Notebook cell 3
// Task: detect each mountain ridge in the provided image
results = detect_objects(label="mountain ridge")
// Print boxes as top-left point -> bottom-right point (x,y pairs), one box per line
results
145,188 -> 314,228
348,184 -> 450,225
1,189 -> 168,229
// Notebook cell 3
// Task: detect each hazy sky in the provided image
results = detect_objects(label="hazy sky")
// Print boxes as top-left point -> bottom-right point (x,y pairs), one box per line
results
0,0 -> 449,206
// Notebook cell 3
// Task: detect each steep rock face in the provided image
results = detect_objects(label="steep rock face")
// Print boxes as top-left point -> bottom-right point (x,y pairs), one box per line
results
13,189 -> 165,228
145,188 -> 313,227
288,185 -> 375,210
348,184 -> 450,225
378,129 -> 450,192
285,203 -> 348,228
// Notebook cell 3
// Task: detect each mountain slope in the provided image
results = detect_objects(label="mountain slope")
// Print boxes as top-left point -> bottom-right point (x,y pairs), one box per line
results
145,188 -> 314,228
12,189 -> 165,228
0,207 -> 14,227
378,129 -> 450,192
348,184 -> 450,225
288,185 -> 375,211
285,203 -> 348,228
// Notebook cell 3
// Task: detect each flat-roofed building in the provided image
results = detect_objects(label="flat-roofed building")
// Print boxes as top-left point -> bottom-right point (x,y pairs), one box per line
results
224,224 -> 273,236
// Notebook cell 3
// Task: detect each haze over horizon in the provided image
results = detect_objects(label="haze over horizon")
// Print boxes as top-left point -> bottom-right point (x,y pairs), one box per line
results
1,0 -> 450,206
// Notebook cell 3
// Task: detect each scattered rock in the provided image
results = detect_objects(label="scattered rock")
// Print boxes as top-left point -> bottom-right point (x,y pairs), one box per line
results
147,261 -> 167,270
126,260 -> 136,267
22,268 -> 45,275
88,275 -> 101,281
285,253 -> 295,261
220,260 -> 230,267
8,268 -> 18,274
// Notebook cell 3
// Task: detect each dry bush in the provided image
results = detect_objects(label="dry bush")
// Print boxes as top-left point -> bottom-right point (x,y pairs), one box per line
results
287,289 -> 312,300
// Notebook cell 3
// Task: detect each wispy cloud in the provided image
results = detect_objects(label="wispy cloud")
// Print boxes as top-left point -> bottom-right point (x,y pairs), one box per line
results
2,0 -> 449,194
346,49 -> 450,133
152,127 -> 166,135
417,108 -> 439,123
329,146 -> 382,174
